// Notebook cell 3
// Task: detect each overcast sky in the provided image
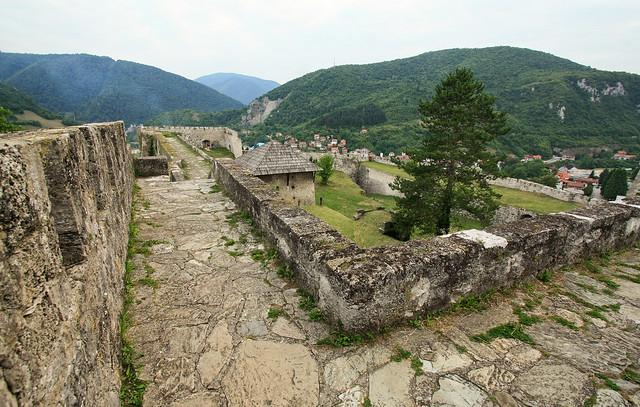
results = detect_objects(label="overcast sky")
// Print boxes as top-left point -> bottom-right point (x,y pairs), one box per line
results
1,0 -> 639,84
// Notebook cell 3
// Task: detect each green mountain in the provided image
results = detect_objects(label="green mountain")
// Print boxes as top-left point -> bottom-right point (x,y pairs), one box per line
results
0,82 -> 57,118
0,52 -> 244,124
196,73 -> 279,105
248,46 -> 640,156
0,82 -> 76,128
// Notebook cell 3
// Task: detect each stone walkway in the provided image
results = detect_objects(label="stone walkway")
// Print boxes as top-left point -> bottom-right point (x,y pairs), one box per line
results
129,135 -> 640,406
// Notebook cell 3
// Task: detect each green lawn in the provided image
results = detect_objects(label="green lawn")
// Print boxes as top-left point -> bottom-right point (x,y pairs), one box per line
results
308,171 -> 400,247
492,186 -> 581,214
362,161 -> 411,179
306,171 -> 579,247
204,147 -> 235,159
308,171 -> 482,247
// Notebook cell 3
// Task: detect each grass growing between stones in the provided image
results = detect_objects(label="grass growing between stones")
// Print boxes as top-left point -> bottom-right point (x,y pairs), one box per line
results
209,184 -> 222,193
120,183 -> 147,406
389,347 -> 424,376
623,368 -> 640,384
595,373 -> 620,391
297,289 -> 324,321
471,322 -> 535,345
226,210 -> 253,228
551,316 -> 579,331
615,273 -> 640,284
267,307 -> 284,321
276,265 -> 294,280
317,327 -> 377,348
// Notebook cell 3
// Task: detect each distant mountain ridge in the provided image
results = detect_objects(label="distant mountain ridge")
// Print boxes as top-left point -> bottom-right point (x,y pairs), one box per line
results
196,72 -> 279,105
0,52 -> 243,123
249,46 -> 640,156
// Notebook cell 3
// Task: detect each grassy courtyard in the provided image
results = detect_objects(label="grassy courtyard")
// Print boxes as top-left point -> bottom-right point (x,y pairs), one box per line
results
305,166 -> 583,247
306,171 -> 484,247
362,161 -> 581,214
305,171 -> 400,247
492,186 -> 581,214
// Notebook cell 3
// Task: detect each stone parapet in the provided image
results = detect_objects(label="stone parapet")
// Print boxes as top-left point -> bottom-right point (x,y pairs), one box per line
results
490,177 -> 589,204
214,159 -> 640,332
133,155 -> 168,177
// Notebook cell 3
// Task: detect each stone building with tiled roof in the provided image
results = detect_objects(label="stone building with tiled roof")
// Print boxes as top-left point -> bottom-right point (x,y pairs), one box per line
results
235,141 -> 319,205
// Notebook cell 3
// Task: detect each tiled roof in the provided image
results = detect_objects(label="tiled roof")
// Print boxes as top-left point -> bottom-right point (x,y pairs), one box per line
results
235,141 -> 319,176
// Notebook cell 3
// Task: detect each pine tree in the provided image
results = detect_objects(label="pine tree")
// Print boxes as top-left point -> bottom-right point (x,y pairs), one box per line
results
599,168 -> 610,186
391,67 -> 509,236
601,168 -> 628,200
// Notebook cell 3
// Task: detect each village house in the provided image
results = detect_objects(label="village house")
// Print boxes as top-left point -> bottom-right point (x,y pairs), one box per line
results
522,154 -> 543,162
235,141 -> 319,206
613,150 -> 637,160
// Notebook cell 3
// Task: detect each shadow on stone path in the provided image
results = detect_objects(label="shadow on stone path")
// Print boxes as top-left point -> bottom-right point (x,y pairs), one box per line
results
128,135 -> 640,406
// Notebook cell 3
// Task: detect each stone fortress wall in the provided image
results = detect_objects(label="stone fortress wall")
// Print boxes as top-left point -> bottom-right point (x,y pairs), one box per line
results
145,126 -> 243,158
213,157 -> 640,332
489,177 -> 590,204
0,123 -> 133,406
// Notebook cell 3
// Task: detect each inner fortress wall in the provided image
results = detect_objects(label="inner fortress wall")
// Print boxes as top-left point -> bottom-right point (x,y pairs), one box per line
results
145,126 -> 243,158
213,157 -> 640,332
0,122 -> 133,406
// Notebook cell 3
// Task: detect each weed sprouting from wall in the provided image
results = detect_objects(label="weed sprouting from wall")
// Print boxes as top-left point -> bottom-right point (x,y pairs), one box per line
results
119,183 -> 147,406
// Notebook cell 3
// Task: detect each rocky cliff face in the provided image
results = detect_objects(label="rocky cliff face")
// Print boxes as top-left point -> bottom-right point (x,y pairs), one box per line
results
0,122 -> 132,406
241,96 -> 283,126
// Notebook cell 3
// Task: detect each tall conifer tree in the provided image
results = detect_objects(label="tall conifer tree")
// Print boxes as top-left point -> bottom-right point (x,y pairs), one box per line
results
391,67 -> 509,236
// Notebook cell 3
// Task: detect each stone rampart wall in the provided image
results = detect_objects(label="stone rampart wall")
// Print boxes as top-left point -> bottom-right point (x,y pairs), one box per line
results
355,165 -> 403,197
134,156 -> 168,177
490,177 -> 589,204
0,122 -> 132,406
213,159 -> 640,332
146,126 -> 243,158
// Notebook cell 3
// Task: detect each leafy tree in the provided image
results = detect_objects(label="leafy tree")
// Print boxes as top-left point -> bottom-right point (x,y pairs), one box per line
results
583,183 -> 593,197
0,107 -> 21,133
630,167 -> 639,180
601,168 -> 628,200
317,155 -> 335,185
391,67 -> 509,236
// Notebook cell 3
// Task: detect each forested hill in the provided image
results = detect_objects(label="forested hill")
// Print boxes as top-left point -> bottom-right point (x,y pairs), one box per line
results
254,46 -> 640,156
196,73 -> 279,105
0,52 -> 244,124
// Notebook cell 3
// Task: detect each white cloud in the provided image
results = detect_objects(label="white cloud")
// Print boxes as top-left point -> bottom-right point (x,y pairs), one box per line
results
0,0 -> 638,83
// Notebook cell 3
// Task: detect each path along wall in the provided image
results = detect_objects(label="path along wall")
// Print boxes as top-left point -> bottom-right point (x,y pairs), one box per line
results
0,122 -> 132,406
145,126 -> 243,158
214,158 -> 640,332
490,177 -> 589,204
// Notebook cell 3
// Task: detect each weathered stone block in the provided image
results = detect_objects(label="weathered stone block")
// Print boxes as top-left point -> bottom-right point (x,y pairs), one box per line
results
134,155 -> 168,177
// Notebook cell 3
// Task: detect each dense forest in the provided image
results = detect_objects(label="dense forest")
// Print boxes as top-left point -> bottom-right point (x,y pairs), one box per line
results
0,52 -> 243,124
253,47 -> 640,155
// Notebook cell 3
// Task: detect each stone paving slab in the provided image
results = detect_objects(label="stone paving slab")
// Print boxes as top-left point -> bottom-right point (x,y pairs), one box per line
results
128,134 -> 640,406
